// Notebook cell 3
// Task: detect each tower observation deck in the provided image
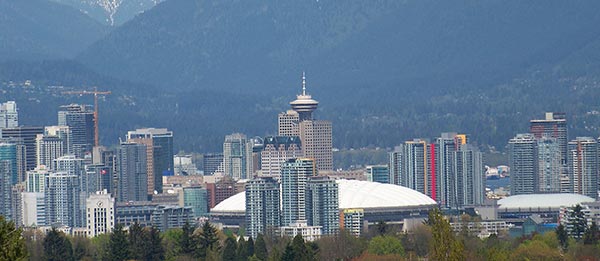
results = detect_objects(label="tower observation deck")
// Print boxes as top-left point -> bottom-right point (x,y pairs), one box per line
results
290,72 -> 319,121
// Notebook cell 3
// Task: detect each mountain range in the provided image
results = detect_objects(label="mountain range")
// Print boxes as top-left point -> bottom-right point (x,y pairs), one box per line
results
3,0 -> 600,154
50,0 -> 164,26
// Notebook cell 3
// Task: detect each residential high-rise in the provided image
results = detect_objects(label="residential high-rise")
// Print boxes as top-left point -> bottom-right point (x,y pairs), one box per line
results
36,134 -> 65,170
389,146 -> 403,186
537,137 -> 562,193
245,177 -> 280,239
567,137 -> 598,199
399,139 -> 430,196
508,134 -> 538,195
306,176 -> 339,235
127,128 -> 174,195
44,126 -> 72,154
260,136 -> 302,177
281,158 -> 315,226
26,165 -> 50,193
206,178 -> 237,208
278,73 -> 333,171
365,165 -> 390,184
0,101 -> 18,128
0,143 -> 17,219
530,112 -> 567,164
432,133 -> 461,206
45,171 -> 82,227
453,144 -> 484,207
116,142 -> 148,202
58,104 -> 94,157
203,153 -> 223,176
1,126 -> 44,172
341,209 -> 364,236
223,133 -> 253,180
86,190 -> 115,237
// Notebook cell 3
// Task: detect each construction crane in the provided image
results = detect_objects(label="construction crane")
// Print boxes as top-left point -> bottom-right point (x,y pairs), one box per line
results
62,87 -> 111,147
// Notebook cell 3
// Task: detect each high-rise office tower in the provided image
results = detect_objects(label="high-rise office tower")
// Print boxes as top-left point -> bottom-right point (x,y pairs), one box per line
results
278,74 -> 333,171
260,136 -> 302,177
116,142 -> 148,202
281,158 -> 315,226
365,165 -> 390,184
86,190 -> 115,237
203,153 -> 223,176
0,101 -> 18,128
44,126 -> 72,154
85,164 -> 113,194
453,144 -> 484,207
509,134 -> 538,195
0,143 -> 17,219
1,126 -> 44,172
245,177 -> 280,239
44,171 -> 82,227
127,128 -> 174,195
537,137 -> 562,193
36,134 -> 65,170
530,112 -> 567,164
306,176 -> 339,235
58,104 -> 94,157
223,133 -> 253,180
567,137 -> 598,199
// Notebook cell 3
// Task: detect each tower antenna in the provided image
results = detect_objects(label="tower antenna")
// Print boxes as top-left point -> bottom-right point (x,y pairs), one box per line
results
302,71 -> 306,96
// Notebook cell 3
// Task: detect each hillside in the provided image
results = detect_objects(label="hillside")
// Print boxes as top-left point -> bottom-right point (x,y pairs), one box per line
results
0,0 -> 108,61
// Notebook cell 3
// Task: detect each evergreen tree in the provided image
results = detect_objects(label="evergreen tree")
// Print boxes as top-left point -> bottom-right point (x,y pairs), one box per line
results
196,220 -> 219,258
237,236 -> 248,261
43,228 -> 74,261
570,204 -> 586,240
0,216 -> 27,261
281,244 -> 295,261
376,220 -> 388,235
128,223 -> 145,260
254,234 -> 268,260
246,236 -> 255,257
222,237 -> 237,261
583,222 -> 599,245
291,234 -> 313,260
556,224 -> 569,251
145,226 -> 165,261
428,208 -> 464,261
180,221 -> 196,255
107,224 -> 129,261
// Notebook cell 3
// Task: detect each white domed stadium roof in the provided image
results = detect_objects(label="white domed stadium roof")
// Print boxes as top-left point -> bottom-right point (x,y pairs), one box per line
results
497,193 -> 595,209
211,179 -> 436,213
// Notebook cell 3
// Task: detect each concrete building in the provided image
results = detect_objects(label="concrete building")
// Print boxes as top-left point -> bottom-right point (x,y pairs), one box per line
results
567,137 -> 598,199
453,144 -> 484,207
21,192 -> 45,227
245,177 -> 280,239
36,134 -> 65,170
0,101 -> 18,128
365,165 -> 390,184
116,142 -> 148,202
395,139 -> 430,197
260,136 -> 302,177
530,112 -> 568,164
45,171 -> 82,227
206,178 -> 237,209
280,220 -> 322,242
509,134 -> 538,195
537,137 -> 562,193
341,209 -> 365,236
86,190 -> 115,237
281,158 -> 315,226
127,128 -> 174,195
203,153 -> 223,176
306,176 -> 339,235
26,165 -> 50,193
58,104 -> 94,157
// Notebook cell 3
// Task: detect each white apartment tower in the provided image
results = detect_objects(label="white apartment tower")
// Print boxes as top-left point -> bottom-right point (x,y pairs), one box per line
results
0,101 -> 18,128
86,190 -> 115,237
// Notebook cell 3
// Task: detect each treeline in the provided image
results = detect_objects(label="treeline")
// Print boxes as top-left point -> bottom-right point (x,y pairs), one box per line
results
1,208 -> 598,260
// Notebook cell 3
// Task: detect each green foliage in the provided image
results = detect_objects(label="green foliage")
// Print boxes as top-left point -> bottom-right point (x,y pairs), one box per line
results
254,234 -> 268,260
43,228 -> 74,261
196,220 -> 219,258
510,240 -> 562,261
107,224 -> 129,261
428,208 -> 464,261
0,216 -> 27,261
376,220 -> 388,236
222,237 -> 237,261
237,236 -> 248,261
367,236 -> 405,256
583,222 -> 599,245
179,221 -> 195,255
556,224 -> 569,250
246,236 -> 255,257
570,204 -> 587,240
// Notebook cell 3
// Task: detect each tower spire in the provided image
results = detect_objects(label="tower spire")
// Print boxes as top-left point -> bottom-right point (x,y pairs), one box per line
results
302,71 -> 306,96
